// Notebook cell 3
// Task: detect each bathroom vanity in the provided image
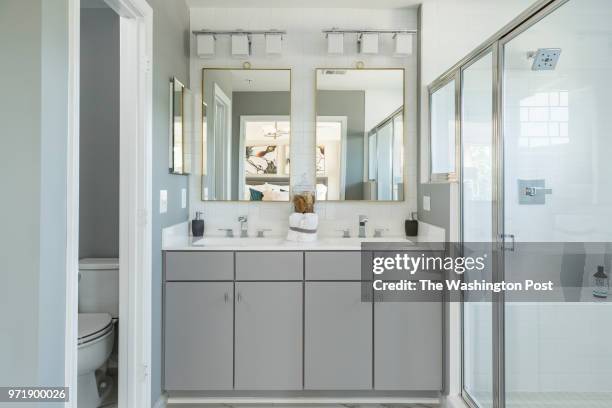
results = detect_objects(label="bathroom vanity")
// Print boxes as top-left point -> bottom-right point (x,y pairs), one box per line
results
162,238 -> 443,398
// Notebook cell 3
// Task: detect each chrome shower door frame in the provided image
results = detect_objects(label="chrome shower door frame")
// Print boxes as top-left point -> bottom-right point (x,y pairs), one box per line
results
424,1 -> 574,407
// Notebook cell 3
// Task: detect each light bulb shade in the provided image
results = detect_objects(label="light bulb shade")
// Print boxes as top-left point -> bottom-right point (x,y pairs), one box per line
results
196,34 -> 215,58
327,32 -> 344,54
360,33 -> 379,54
265,33 -> 283,54
231,34 -> 250,57
394,33 -> 413,56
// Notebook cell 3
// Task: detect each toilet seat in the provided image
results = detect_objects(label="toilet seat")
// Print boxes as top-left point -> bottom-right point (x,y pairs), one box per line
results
78,313 -> 113,346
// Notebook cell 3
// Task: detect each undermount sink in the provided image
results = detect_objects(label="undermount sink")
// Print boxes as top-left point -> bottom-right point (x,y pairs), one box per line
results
321,236 -> 411,244
192,236 -> 284,247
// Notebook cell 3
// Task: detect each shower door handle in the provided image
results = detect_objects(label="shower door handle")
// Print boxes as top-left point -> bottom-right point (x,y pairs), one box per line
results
525,186 -> 552,197
500,234 -> 515,252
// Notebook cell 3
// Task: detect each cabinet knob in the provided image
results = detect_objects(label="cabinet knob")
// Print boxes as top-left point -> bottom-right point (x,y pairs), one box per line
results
224,293 -> 230,303
236,292 -> 242,303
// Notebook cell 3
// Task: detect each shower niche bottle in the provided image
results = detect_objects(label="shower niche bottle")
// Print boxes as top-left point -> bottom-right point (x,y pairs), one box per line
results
592,265 -> 609,299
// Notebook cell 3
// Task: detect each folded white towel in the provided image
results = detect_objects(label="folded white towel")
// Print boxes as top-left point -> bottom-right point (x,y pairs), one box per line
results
286,213 -> 318,242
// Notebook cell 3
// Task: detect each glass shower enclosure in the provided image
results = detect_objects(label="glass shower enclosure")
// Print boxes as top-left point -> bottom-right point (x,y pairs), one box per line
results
429,0 -> 612,407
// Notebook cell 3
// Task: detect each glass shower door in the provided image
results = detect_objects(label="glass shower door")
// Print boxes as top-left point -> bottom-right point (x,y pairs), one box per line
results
462,50 -> 494,408
501,1 -> 612,407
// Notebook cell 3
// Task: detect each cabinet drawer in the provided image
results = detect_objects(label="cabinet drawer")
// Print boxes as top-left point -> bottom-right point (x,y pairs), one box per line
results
235,252 -> 303,280
305,251 -> 366,280
165,251 -> 233,281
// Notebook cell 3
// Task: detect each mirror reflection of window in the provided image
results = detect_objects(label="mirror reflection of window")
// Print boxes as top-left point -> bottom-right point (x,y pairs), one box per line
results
200,69 -> 291,201
430,79 -> 457,179
315,69 -> 405,201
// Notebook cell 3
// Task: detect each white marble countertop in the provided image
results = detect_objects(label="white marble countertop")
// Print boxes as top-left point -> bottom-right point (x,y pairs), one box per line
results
162,235 -> 423,251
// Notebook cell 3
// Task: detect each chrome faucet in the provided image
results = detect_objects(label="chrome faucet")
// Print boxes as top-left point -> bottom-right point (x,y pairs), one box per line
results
256,228 -> 271,238
358,215 -> 368,238
374,227 -> 389,238
238,215 -> 248,238
337,228 -> 351,238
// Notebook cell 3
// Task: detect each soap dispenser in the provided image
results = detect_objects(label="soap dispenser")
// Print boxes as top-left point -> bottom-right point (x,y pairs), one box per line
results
192,211 -> 205,238
593,265 -> 609,299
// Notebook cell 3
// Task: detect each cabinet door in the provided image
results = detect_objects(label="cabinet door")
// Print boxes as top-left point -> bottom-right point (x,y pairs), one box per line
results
235,282 -> 303,390
374,295 -> 443,390
164,282 -> 233,390
304,282 -> 372,390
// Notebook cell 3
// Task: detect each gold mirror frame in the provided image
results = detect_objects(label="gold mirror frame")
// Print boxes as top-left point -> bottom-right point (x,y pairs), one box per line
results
314,67 -> 407,202
200,68 -> 292,202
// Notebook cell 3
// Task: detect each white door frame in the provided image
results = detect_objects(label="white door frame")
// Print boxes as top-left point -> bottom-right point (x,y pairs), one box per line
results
65,0 -> 153,407
212,83 -> 232,199
317,116 -> 348,200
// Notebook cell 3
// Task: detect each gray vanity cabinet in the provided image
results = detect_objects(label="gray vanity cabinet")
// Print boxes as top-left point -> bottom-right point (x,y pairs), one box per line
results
374,298 -> 443,390
234,282 -> 303,390
164,282 -> 233,390
304,282 -> 372,390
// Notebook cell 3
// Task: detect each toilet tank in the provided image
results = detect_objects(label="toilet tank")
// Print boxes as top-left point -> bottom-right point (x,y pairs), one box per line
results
79,258 -> 119,318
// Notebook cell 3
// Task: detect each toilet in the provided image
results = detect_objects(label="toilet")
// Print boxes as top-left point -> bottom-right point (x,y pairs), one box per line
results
78,258 -> 119,408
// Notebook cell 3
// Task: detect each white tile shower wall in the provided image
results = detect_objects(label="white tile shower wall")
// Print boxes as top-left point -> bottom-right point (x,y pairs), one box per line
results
188,7 -> 418,238
505,303 -> 612,393
501,2 -> 612,393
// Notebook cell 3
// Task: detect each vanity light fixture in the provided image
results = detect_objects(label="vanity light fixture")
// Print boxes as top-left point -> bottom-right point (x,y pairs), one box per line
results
193,29 -> 287,58
196,33 -> 215,58
394,32 -> 413,56
265,32 -> 283,54
322,28 -> 417,56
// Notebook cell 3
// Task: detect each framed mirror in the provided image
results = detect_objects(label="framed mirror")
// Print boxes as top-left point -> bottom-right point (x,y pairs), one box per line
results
201,68 -> 291,201
169,77 -> 192,175
315,68 -> 405,201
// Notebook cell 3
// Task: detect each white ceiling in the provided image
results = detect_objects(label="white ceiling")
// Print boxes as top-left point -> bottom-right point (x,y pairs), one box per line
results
186,0 -> 422,8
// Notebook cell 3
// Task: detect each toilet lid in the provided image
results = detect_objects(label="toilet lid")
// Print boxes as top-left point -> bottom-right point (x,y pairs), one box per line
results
78,313 -> 112,342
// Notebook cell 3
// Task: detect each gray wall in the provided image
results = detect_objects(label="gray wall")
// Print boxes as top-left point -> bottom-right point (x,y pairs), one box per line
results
147,0 -> 191,403
316,90 -> 366,200
79,8 -> 120,259
416,7 -> 451,241
231,91 -> 291,199
0,0 -> 69,392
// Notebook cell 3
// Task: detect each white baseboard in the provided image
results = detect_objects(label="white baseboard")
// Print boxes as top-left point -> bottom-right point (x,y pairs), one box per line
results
153,393 -> 168,408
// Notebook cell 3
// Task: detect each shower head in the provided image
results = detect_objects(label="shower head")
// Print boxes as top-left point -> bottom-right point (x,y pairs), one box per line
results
529,48 -> 562,71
